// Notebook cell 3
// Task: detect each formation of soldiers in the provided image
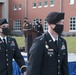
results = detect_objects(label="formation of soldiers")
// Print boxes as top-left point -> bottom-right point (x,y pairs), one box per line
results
23,17 -> 44,37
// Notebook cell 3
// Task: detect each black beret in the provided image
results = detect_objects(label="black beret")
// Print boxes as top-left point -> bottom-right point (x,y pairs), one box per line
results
46,12 -> 65,24
0,18 -> 8,26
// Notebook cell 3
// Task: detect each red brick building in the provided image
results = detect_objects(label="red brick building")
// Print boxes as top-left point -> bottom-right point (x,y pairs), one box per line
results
0,0 -> 76,35
27,0 -> 76,35
0,0 -> 8,20
9,0 -> 27,35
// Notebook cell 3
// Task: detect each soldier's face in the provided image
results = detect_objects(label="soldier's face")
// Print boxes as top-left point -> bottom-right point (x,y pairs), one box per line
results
0,24 -> 9,33
51,20 -> 64,29
57,20 -> 64,25
24,19 -> 28,22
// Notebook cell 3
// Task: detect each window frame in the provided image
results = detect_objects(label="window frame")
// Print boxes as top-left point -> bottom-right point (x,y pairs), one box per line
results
50,0 -> 54,7
13,20 -> 21,31
18,4 -> 22,10
38,2 -> 42,8
69,0 -> 74,5
13,5 -> 17,10
44,1 -> 48,7
33,2 -> 36,8
44,19 -> 48,32
69,17 -> 76,32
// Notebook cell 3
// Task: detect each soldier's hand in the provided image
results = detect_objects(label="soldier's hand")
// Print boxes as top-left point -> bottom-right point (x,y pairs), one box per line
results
23,71 -> 26,75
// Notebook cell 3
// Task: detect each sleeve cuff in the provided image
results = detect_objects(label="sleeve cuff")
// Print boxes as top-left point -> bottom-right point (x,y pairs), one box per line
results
21,65 -> 27,73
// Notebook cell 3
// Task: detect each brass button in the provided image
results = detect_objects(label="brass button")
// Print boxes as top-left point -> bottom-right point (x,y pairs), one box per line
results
6,54 -> 8,56
6,59 -> 8,61
58,54 -> 60,56
58,60 -> 60,62
7,63 -> 8,66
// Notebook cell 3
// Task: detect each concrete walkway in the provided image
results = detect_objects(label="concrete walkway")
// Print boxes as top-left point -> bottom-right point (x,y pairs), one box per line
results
21,52 -> 76,62
68,53 -> 76,62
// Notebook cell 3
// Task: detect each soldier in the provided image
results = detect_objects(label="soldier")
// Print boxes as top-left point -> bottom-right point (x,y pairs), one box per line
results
23,17 -> 32,29
0,18 -> 26,75
32,20 -> 37,31
36,19 -> 44,37
26,12 -> 69,75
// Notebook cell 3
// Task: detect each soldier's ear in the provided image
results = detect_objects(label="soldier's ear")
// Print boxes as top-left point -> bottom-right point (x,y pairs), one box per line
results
0,28 -> 2,33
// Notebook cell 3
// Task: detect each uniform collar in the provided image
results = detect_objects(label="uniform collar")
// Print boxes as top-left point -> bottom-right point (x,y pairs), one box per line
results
48,31 -> 58,42
0,35 -> 7,43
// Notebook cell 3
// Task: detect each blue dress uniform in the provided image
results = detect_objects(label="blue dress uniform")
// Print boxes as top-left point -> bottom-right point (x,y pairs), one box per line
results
26,32 -> 69,75
0,36 -> 26,75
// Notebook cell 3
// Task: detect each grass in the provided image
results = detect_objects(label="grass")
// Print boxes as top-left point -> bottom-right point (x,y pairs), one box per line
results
12,36 -> 76,53
64,37 -> 76,53
12,36 -> 25,48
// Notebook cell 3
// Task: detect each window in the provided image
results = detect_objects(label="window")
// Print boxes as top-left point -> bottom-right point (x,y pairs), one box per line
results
50,0 -> 54,6
44,19 -> 48,32
70,0 -> 74,5
32,19 -> 42,25
18,4 -> 22,10
33,2 -> 36,8
13,20 -> 21,31
38,19 -> 42,23
44,1 -> 48,7
14,5 -> 17,10
70,17 -> 76,31
38,2 -> 42,8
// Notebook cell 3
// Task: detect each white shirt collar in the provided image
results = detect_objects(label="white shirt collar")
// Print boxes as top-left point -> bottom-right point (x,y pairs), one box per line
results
48,31 -> 58,42
0,36 -> 7,43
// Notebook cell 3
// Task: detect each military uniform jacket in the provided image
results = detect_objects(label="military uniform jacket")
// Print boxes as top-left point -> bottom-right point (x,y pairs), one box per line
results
24,22 -> 32,29
0,36 -> 26,75
36,23 -> 43,36
27,32 -> 69,75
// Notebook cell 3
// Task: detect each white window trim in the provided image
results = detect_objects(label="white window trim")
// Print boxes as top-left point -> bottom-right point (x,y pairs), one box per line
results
38,2 -> 42,8
33,7 -> 36,8
33,2 -> 36,8
38,6 -> 42,8
14,5 -> 17,10
18,8 -> 22,10
50,5 -> 54,7
50,0 -> 54,6
14,9 -> 17,10
69,0 -> 74,5
13,20 -> 21,31
44,5 -> 48,7
44,19 -> 48,32
18,5 -> 22,10
69,3 -> 74,5
69,17 -> 76,31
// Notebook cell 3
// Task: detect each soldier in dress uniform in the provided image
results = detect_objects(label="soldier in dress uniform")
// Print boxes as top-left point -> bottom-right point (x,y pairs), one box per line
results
23,17 -> 32,29
26,12 -> 69,75
0,18 -> 26,75
36,19 -> 44,37
32,20 -> 37,31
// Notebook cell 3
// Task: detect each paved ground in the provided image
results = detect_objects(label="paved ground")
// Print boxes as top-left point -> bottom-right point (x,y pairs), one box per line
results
68,53 -> 76,62
21,52 -> 76,62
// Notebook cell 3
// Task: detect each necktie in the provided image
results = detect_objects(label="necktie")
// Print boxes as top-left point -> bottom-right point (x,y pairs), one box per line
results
55,40 -> 58,48
3,39 -> 7,48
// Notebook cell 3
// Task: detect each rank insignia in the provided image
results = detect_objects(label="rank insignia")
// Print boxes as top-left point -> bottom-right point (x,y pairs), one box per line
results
48,49 -> 53,51
10,41 -> 15,46
61,44 -> 65,50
